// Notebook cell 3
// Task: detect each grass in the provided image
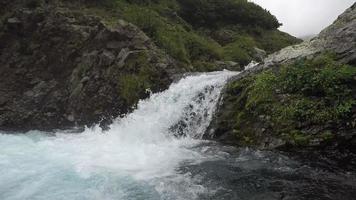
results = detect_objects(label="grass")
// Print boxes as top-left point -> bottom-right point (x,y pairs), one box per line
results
122,5 -> 222,67
224,53 -> 356,146
70,0 -> 300,70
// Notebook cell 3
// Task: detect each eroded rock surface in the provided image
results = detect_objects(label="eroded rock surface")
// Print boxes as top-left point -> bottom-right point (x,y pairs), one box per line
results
0,2 -> 177,131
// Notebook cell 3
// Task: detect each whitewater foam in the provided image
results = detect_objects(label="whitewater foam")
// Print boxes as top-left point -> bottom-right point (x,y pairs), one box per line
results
0,70 -> 238,200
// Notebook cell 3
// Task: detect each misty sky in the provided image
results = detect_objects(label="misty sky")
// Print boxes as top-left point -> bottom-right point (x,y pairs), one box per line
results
250,0 -> 355,37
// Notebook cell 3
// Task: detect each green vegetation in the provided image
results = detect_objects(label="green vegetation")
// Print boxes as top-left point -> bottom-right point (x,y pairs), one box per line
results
71,0 -> 301,70
254,30 -> 301,53
224,54 -> 356,146
117,51 -> 158,103
122,5 -> 222,67
178,0 -> 280,29
223,35 -> 256,66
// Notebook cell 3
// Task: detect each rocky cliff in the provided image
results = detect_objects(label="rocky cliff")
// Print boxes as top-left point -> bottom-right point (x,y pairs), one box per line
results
0,0 -> 300,131
265,2 -> 356,67
0,1 -> 177,131
209,3 -> 356,166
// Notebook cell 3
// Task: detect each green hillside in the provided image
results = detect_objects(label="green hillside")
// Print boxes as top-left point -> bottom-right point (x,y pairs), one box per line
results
71,0 -> 301,70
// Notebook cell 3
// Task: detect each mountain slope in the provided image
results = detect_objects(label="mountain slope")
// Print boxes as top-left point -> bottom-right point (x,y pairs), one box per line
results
210,3 -> 356,167
0,0 -> 300,131
71,0 -> 301,69
0,1 -> 176,131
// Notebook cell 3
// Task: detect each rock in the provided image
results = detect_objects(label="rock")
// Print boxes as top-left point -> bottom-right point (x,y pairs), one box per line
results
106,41 -> 125,49
118,19 -> 128,27
6,17 -> 22,30
80,76 -> 90,84
0,1 -> 178,131
209,3 -> 356,153
99,50 -> 115,66
226,3 -> 356,87
116,48 -> 131,67
214,60 -> 243,71
253,47 -> 267,62
7,17 -> 21,24
66,114 -> 75,122
262,3 -> 356,68
0,96 -> 7,106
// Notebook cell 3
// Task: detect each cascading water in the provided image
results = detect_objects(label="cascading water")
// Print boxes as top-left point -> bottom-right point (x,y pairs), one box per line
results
1,70 -> 356,200
0,71 -> 238,200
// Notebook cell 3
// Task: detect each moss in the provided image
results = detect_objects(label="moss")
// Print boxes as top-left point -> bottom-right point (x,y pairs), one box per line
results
319,131 -> 334,141
118,74 -> 149,104
192,61 -> 219,72
285,130 -> 312,146
222,35 -> 255,65
254,30 -> 302,54
222,53 -> 356,147
116,51 -> 162,104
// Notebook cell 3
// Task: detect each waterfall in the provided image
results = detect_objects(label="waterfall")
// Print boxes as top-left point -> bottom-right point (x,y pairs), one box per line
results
0,70 -> 238,200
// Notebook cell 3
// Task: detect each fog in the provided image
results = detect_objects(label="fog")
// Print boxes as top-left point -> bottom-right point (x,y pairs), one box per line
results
250,0 -> 355,38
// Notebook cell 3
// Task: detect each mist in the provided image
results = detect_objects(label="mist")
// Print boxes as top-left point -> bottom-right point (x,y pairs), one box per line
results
250,0 -> 355,38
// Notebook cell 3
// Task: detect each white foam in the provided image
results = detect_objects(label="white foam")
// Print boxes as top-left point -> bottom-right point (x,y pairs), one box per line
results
0,70 -> 238,200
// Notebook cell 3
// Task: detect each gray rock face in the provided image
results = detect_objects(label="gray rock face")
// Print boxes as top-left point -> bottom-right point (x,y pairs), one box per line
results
263,3 -> 356,67
0,2 -> 177,131
318,3 -> 356,64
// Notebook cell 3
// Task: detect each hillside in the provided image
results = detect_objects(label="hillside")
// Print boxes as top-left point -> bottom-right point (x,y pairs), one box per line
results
79,0 -> 301,69
210,3 -> 356,168
0,0 -> 300,131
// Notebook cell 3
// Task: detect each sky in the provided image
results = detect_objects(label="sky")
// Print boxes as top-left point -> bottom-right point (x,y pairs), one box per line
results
250,0 -> 355,38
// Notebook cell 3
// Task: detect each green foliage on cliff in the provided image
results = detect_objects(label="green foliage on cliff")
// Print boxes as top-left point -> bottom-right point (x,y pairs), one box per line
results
222,35 -> 256,66
178,0 -> 280,29
224,54 -> 356,146
123,5 -> 222,67
78,0 -> 301,70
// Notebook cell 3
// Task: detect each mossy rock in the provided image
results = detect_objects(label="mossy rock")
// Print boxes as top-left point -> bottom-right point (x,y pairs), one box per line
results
212,53 -> 356,149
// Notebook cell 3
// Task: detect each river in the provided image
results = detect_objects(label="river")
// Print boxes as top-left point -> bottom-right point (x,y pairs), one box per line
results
1,71 -> 355,200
